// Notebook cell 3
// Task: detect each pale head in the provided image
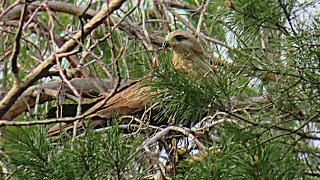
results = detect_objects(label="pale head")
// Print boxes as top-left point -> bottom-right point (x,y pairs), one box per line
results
163,30 -> 204,55
163,30 -> 209,77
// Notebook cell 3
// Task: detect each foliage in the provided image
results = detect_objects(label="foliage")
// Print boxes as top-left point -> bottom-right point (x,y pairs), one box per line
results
148,55 -> 254,126
1,125 -> 142,179
175,124 -> 305,180
0,0 -> 319,179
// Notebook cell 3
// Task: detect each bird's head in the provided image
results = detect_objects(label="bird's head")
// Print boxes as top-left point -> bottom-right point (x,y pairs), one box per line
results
163,30 -> 209,77
163,30 -> 204,55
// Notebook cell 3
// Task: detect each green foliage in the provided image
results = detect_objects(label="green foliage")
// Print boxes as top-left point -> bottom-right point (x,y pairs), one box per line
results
1,125 -> 142,179
148,59 -> 212,125
148,55 -> 256,126
0,0 -> 319,178
175,123 -> 305,180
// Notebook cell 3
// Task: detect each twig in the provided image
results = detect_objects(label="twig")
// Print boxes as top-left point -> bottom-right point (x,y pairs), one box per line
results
140,0 -> 154,53
140,126 -> 206,152
167,7 -> 195,31
277,0 -> 297,35
227,110 -> 320,140
10,1 -> 27,83
0,79 -> 125,125
45,5 -> 83,140
195,0 -> 209,34
33,81 -> 42,120
0,28 -> 44,61
0,0 -> 20,20
0,0 -> 126,117
0,1 -> 165,46
1,78 -> 116,119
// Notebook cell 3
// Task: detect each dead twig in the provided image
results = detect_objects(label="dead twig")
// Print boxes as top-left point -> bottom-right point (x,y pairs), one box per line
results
0,0 -> 126,117
10,1 -> 27,83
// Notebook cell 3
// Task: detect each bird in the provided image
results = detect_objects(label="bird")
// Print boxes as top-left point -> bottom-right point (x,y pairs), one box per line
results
48,30 -> 211,136
163,30 -> 210,77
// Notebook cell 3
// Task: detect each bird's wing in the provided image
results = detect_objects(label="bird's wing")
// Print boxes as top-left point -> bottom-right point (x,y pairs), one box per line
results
48,80 -> 152,136
93,81 -> 151,118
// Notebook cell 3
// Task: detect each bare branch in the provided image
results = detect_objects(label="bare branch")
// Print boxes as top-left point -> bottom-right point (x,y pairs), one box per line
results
0,0 -> 126,117
10,1 -> 27,83
1,78 -> 121,119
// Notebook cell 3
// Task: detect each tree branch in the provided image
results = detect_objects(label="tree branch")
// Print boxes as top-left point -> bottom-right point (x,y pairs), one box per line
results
0,0 -> 126,117
1,78 -> 123,119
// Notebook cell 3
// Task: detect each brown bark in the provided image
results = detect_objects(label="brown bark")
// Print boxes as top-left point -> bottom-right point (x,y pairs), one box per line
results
1,78 -> 123,119
0,0 -> 127,117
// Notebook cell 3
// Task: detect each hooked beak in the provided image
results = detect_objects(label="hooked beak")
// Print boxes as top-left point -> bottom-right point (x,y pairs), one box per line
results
162,41 -> 170,49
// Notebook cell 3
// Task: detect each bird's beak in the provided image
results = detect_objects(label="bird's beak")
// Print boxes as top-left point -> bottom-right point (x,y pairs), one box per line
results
162,41 -> 170,49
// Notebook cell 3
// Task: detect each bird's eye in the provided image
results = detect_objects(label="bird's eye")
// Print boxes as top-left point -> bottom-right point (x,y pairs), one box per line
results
175,35 -> 188,41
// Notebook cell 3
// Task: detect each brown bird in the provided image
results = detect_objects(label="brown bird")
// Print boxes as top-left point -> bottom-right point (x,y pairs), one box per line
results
48,30 -> 211,136
163,30 -> 210,77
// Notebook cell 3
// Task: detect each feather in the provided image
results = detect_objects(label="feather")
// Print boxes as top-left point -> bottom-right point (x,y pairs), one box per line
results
48,30 -> 211,136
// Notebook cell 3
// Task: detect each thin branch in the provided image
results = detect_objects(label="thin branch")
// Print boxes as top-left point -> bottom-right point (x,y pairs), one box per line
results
195,0 -> 209,34
139,126 -> 206,152
1,78 -> 119,120
0,0 -> 126,117
0,1 -> 165,46
10,1 -> 27,83
278,0 -> 297,35
0,0 -> 20,20
227,110 -> 320,140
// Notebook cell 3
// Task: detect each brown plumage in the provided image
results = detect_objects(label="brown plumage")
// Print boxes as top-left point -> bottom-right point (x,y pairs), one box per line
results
48,30 -> 210,136
48,81 -> 151,136
164,30 -> 210,77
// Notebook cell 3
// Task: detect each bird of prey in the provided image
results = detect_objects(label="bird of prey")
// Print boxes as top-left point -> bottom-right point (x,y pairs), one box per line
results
163,30 -> 210,77
48,30 -> 211,136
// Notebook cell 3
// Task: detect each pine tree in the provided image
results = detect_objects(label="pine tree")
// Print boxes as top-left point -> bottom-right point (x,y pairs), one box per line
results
0,0 -> 319,179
